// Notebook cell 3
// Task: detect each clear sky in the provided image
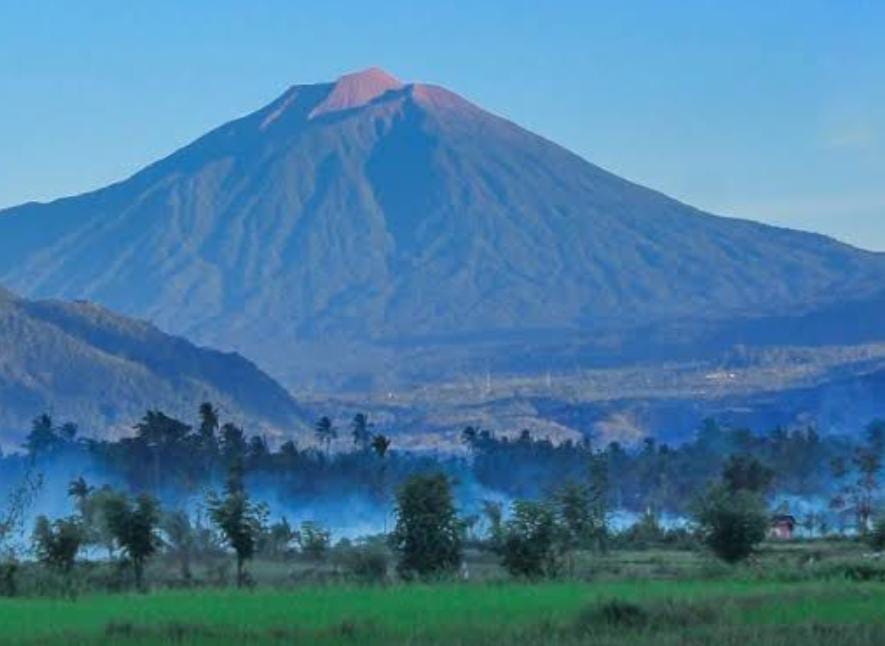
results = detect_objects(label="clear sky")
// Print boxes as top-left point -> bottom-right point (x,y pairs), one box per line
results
1,1 -> 883,250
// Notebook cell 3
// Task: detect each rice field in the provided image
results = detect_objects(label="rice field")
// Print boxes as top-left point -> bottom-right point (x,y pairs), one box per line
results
1,578 -> 883,645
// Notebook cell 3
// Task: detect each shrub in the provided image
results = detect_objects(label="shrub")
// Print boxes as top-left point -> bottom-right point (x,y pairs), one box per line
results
0,561 -> 17,597
499,500 -> 561,579
693,485 -> 768,564
336,539 -> 390,583
391,473 -> 463,579
298,521 -> 331,562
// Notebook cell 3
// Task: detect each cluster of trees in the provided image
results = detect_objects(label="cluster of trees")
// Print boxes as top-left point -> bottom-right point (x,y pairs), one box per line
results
1,405 -> 882,593
7,408 -> 882,525
464,419 -> 884,522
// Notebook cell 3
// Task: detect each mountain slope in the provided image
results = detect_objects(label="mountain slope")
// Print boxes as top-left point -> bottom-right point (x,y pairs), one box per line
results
1,68 -> 883,388
0,286 -> 305,445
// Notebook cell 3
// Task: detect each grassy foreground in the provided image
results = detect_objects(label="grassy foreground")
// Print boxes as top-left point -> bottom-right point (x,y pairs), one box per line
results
1,579 -> 884,645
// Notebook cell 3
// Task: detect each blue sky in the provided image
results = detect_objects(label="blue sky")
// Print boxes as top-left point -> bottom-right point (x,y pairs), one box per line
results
1,1 -> 883,249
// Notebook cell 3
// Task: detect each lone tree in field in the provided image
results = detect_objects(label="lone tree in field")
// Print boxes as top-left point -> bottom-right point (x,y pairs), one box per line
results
102,492 -> 161,591
391,473 -> 463,579
693,457 -> 770,565
208,462 -> 266,587
499,500 -> 561,578
31,515 -> 84,578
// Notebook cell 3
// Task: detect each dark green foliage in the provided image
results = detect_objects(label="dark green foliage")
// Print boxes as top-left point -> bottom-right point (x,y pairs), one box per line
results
574,598 -> 720,634
207,464 -> 266,587
334,538 -> 391,583
102,492 -> 161,591
0,561 -> 16,597
391,473 -> 462,579
499,500 -> 561,578
721,454 -> 774,494
693,485 -> 769,564
31,515 -> 84,575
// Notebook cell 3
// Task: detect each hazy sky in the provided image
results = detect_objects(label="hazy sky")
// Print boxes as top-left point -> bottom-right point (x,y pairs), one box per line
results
1,1 -> 883,250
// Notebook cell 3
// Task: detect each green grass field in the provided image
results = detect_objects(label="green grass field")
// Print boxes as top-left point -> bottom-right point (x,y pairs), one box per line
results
1,541 -> 883,645
1,579 -> 884,645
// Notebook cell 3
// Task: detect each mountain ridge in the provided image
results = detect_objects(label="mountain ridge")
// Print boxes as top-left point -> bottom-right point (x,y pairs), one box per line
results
1,68 -> 883,389
0,286 -> 307,447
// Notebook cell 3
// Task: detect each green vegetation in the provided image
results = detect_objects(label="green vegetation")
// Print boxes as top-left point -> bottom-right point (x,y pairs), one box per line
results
0,407 -> 882,644
0,574 -> 882,644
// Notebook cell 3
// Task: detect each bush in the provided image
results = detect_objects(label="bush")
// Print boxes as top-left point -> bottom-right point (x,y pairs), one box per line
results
574,598 -> 720,634
693,485 -> 768,564
0,561 -> 17,597
298,522 -> 331,563
336,539 -> 390,583
499,500 -> 561,579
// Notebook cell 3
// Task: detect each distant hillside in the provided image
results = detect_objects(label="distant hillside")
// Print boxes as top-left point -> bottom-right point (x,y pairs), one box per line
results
0,287 -> 305,447
0,68 -> 883,389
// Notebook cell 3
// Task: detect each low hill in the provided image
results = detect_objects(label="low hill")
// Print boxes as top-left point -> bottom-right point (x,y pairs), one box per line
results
0,287 -> 305,448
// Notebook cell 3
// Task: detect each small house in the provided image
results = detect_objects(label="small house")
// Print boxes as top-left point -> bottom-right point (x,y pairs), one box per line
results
769,514 -> 796,540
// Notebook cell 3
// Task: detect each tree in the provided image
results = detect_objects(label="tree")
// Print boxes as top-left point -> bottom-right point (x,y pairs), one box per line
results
103,493 -> 161,591
722,454 -> 774,495
298,521 -> 331,562
587,450 -> 610,552
552,482 -> 595,573
693,484 -> 768,564
31,515 -> 84,577
870,515 -> 885,553
207,463 -> 266,587
197,402 -> 220,476
391,473 -> 463,579
198,402 -> 220,443
260,518 -> 297,559
351,413 -> 374,451
161,510 -> 196,582
76,485 -> 120,559
481,500 -> 504,551
499,500 -> 561,578
67,477 -> 92,505
24,414 -> 61,458
220,423 -> 248,468
314,416 -> 338,455
371,434 -> 391,459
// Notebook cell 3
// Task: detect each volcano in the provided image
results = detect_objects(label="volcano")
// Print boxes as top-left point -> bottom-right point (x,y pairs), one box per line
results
1,68 -> 883,388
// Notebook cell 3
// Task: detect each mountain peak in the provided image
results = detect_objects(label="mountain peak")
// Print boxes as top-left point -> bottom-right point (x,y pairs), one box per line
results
309,67 -> 404,118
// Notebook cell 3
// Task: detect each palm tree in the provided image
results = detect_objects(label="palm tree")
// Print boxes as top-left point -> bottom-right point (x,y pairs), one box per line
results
314,417 -> 338,455
67,476 -> 93,519
351,413 -> 374,451
371,434 -> 391,459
